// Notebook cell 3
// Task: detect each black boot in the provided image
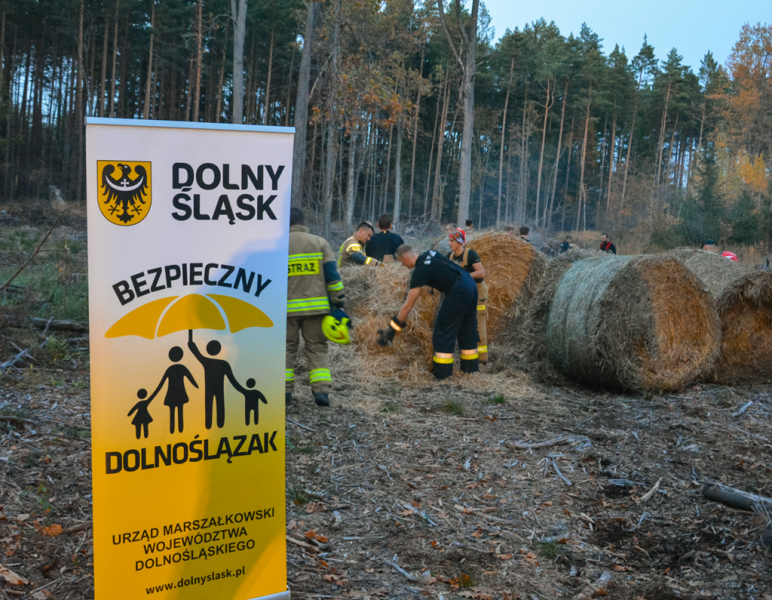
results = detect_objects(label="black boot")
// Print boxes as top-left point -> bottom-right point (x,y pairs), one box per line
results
460,357 -> 479,374
432,361 -> 453,380
313,392 -> 330,407
285,392 -> 293,405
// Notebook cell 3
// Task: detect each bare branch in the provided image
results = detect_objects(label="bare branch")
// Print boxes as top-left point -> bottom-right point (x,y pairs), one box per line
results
436,0 -> 464,71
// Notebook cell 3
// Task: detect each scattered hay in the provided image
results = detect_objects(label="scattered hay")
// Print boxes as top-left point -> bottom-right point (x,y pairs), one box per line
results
538,254 -> 720,391
669,249 -> 772,383
466,232 -> 548,338
340,264 -> 439,377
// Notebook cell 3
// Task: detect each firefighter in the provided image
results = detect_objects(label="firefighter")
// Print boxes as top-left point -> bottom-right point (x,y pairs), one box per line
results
286,208 -> 345,407
447,228 -> 489,364
377,244 -> 478,379
338,222 -> 382,267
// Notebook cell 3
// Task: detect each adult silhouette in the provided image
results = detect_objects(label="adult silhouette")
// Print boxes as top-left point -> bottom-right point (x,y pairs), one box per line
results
187,331 -> 245,429
147,346 -> 198,434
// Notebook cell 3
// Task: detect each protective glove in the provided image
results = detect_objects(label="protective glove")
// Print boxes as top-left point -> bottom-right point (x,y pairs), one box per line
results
376,316 -> 405,347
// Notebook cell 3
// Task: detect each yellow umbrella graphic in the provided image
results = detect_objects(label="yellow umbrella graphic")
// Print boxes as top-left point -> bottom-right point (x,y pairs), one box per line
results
105,293 -> 273,339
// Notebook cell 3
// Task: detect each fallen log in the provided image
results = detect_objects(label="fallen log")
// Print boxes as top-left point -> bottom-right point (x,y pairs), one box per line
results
1,314 -> 89,333
702,482 -> 772,512
0,415 -> 36,427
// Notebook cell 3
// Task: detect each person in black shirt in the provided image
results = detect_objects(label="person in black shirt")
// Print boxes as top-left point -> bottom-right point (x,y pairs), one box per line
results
377,244 -> 479,379
600,233 -> 617,255
365,214 -> 405,263
447,228 -> 489,363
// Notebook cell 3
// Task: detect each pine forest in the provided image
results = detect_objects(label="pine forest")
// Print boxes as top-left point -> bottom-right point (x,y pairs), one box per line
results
0,0 -> 771,249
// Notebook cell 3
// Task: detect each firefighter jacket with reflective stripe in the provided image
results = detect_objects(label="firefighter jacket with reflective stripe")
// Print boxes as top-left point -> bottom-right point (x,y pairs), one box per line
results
338,236 -> 381,267
288,225 -> 344,317
448,248 -> 488,301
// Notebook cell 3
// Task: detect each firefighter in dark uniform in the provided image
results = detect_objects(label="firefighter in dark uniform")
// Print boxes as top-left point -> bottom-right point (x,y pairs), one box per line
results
447,228 -> 489,363
377,244 -> 478,379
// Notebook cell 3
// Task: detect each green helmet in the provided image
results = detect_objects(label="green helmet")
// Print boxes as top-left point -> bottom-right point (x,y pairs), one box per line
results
322,309 -> 352,345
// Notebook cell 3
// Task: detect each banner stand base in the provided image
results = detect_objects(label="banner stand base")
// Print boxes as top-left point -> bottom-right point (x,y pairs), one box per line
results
249,590 -> 290,600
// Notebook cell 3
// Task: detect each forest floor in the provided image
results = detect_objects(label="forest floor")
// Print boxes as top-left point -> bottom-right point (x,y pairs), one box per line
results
0,358 -> 771,600
0,210 -> 771,600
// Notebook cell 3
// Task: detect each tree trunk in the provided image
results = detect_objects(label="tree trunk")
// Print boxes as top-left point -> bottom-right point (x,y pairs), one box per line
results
665,114 -> 678,191
108,0 -> 120,117
323,121 -> 336,238
321,0 -> 341,238
431,74 -> 450,223
605,111 -> 617,215
230,0 -> 248,124
381,124 -> 393,214
575,87 -> 591,232
76,0 -> 84,201
497,58 -> 514,225
142,1 -> 155,120
345,127 -> 357,230
192,0 -> 202,122
437,0 -> 479,225
291,0 -> 320,208
98,12 -> 109,117
284,48 -> 295,127
518,83 -> 529,223
535,79 -> 553,226
216,20 -> 229,122
263,29 -> 274,125
118,14 -> 130,118
407,48 -> 425,219
393,122 -> 404,227
596,114 -> 608,212
654,80 -> 671,195
424,76 -> 442,215
548,80 -> 568,229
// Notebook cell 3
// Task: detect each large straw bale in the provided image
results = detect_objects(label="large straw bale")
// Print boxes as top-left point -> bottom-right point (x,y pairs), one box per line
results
466,233 -> 548,338
513,249 -> 603,369
537,254 -> 720,391
669,249 -> 772,383
341,264 -> 438,374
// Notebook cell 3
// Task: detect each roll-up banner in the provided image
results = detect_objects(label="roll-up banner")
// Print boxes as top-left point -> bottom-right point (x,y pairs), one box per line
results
86,118 -> 292,600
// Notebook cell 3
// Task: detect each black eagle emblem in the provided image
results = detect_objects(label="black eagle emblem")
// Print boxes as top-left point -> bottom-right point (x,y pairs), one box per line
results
100,163 -> 149,223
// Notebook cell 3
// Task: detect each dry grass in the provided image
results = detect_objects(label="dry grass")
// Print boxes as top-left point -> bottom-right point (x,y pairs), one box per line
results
669,249 -> 772,383
341,264 -> 438,377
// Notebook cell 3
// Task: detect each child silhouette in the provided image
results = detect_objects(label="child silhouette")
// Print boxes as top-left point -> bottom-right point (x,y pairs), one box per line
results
128,389 -> 154,440
243,379 -> 268,426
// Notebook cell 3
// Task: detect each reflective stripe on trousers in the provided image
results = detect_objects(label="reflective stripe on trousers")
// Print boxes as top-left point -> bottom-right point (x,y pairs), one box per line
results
309,368 -> 332,384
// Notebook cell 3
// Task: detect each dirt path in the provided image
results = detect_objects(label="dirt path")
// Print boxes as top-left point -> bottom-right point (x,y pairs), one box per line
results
1,363 -> 770,599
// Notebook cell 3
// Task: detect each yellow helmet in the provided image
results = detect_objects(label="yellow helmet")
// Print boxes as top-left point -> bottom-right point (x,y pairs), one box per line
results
322,309 -> 352,345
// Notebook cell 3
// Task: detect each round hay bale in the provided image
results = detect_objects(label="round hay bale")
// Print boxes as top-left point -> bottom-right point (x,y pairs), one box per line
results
340,264 -> 438,373
669,249 -> 772,383
512,248 -> 605,370
544,255 -> 720,391
465,232 -> 548,337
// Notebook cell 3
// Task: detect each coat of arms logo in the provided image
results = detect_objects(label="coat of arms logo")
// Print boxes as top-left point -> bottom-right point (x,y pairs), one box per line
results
97,161 -> 152,225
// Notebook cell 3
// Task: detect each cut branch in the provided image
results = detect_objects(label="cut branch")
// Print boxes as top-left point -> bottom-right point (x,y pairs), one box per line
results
702,482 -> 772,512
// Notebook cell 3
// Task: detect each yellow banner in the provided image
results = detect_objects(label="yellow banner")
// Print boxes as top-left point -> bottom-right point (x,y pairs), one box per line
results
87,119 -> 292,600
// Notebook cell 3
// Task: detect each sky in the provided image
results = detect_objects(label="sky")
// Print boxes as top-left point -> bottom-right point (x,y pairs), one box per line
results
483,0 -> 769,73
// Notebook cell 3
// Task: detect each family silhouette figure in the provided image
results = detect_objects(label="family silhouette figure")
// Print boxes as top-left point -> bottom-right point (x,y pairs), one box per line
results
128,332 -> 267,437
